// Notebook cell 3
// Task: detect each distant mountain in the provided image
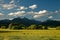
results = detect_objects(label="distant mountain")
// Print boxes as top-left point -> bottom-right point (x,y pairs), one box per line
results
12,17 -> 41,26
0,19 -> 11,28
42,19 -> 60,27
0,17 -> 60,28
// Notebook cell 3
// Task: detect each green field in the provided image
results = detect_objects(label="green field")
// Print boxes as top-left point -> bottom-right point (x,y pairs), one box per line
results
0,30 -> 60,40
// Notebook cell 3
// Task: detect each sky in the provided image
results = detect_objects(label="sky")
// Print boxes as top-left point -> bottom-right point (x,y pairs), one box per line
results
0,0 -> 60,21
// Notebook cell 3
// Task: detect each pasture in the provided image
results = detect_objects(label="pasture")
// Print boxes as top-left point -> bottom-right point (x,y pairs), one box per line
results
0,29 -> 60,40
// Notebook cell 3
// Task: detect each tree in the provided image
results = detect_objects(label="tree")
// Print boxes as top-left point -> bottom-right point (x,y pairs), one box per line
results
8,23 -> 12,29
8,23 -> 19,29
44,26 -> 48,30
36,25 -> 43,29
27,24 -> 36,30
1,26 -> 6,29
8,23 -> 26,30
18,24 -> 26,29
56,26 -> 60,30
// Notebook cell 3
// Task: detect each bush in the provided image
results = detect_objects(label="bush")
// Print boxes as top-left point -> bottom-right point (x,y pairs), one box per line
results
56,26 -> 60,30
27,24 -> 36,30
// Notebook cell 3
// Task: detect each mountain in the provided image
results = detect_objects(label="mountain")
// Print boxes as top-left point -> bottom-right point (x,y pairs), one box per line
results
42,19 -> 60,27
0,17 -> 60,28
0,19 -> 11,28
12,17 -> 41,26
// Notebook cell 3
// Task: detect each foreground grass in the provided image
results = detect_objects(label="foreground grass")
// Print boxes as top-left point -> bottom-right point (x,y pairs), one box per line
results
0,29 -> 60,40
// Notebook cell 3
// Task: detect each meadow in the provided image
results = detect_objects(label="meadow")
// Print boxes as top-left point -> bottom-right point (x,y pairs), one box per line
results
0,29 -> 60,40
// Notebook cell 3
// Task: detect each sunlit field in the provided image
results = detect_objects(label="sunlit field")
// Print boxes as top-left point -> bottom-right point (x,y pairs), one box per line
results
0,29 -> 60,40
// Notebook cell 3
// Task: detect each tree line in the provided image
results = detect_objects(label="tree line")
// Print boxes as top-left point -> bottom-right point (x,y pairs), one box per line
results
0,17 -> 60,30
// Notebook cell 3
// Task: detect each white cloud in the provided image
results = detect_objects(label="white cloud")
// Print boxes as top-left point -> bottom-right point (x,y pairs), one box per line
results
8,13 -> 14,16
33,15 -> 40,18
8,9 -> 60,20
2,4 -> 16,9
33,10 -> 48,18
55,10 -> 58,13
22,10 -> 48,19
9,0 -> 14,4
9,18 -> 14,20
0,0 -> 16,10
27,11 -> 35,14
8,11 -> 25,16
29,4 -> 37,10
48,16 -> 53,19
0,13 -> 4,16
19,6 -> 27,10
38,10 -> 47,14
55,10 -> 60,13
20,10 -> 48,19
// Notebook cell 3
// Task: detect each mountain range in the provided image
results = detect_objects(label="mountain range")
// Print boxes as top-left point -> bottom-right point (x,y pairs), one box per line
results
0,17 -> 60,28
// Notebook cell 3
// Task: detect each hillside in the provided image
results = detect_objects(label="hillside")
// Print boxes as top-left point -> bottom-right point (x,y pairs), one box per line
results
0,17 -> 60,29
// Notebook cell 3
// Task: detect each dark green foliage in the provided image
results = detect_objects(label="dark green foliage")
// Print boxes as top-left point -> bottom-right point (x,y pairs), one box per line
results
27,24 -> 36,30
9,23 -> 26,29
44,26 -> 48,30
36,25 -> 43,29
42,20 -> 60,28
0,17 -> 60,30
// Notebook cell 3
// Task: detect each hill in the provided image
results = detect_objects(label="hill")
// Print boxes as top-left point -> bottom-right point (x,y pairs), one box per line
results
0,17 -> 60,29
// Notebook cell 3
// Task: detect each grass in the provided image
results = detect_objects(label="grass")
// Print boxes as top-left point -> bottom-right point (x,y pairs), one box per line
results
0,29 -> 60,40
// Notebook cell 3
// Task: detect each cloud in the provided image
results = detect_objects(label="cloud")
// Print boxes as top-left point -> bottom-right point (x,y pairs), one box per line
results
0,13 -> 4,16
7,9 -> 60,21
29,4 -> 37,10
55,11 -> 58,13
21,10 -> 48,19
8,11 -> 25,16
0,0 -> 26,10
19,6 -> 27,10
38,10 -> 47,14
27,11 -> 36,14
55,10 -> 60,13
9,0 -> 14,4
9,18 -> 14,20
2,4 -> 16,9
48,16 -> 53,19
33,15 -> 40,18
33,10 -> 48,18
0,0 -> 4,5
0,0 -> 16,10
8,13 -> 14,16
53,19 -> 60,21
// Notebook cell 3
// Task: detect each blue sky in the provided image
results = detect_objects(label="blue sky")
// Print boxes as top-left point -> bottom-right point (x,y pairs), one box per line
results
0,0 -> 60,21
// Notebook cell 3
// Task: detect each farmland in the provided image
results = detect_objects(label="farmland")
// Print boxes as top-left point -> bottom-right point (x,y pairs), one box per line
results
0,30 -> 60,40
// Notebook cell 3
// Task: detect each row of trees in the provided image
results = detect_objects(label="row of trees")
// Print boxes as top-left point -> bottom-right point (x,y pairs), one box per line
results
0,23 -> 47,30
0,17 -> 60,30
0,23 -> 60,30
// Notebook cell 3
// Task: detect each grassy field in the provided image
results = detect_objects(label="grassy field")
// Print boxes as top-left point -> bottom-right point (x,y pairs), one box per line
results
0,29 -> 60,40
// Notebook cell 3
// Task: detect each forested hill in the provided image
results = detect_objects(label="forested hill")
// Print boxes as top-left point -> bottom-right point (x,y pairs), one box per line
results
0,17 -> 41,28
0,17 -> 60,29
11,17 -> 41,26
